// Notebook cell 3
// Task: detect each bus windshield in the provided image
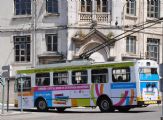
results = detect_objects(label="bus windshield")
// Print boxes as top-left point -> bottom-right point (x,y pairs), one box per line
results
15,77 -> 31,92
139,68 -> 159,81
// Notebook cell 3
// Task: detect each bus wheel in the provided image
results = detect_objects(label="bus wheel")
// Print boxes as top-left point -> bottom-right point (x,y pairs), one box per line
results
36,99 -> 48,112
98,97 -> 114,112
56,107 -> 66,112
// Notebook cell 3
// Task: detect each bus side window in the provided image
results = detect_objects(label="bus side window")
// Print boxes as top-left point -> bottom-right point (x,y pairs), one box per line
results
72,71 -> 87,84
53,72 -> 68,85
36,73 -> 50,86
91,69 -> 108,83
112,68 -> 130,82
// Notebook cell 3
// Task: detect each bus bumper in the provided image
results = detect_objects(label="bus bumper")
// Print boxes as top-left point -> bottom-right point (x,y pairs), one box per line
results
137,100 -> 161,106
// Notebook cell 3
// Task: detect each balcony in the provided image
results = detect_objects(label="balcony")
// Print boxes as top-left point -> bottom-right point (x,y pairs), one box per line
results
79,12 -> 110,23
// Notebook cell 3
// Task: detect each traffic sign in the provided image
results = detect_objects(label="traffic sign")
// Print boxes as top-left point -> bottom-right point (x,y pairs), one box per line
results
2,65 -> 10,78
2,71 -> 9,78
2,65 -> 10,70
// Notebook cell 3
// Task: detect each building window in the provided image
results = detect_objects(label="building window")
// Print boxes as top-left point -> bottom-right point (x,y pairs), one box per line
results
102,0 -> 107,12
147,38 -> 159,62
14,0 -> 31,15
46,0 -> 58,13
80,0 -> 92,12
81,0 -> 85,12
97,0 -> 101,12
147,0 -> 160,18
86,0 -> 92,12
14,36 -> 30,62
126,0 -> 136,15
96,0 -> 107,12
126,36 -> 136,54
46,34 -> 58,52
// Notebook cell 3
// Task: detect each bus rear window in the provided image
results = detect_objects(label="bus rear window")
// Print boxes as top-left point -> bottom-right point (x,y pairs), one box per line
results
139,68 -> 159,81
139,68 -> 158,74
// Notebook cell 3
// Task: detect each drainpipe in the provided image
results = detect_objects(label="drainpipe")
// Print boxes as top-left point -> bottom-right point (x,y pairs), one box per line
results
32,0 -> 36,67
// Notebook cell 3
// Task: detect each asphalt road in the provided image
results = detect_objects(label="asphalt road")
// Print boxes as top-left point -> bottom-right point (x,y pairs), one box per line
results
0,105 -> 162,120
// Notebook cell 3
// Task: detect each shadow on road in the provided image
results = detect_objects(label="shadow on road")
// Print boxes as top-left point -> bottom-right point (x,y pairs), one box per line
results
8,108 -> 157,114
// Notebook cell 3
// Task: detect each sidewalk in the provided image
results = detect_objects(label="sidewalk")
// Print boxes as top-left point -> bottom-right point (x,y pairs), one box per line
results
0,110 -> 29,116
0,104 -> 30,116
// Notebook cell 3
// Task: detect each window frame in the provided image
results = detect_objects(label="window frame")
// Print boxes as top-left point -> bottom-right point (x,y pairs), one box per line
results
46,0 -> 58,14
126,36 -> 136,54
15,77 -> 31,92
96,0 -> 107,12
80,0 -> 92,12
53,72 -> 68,85
14,36 -> 31,62
72,70 -> 88,84
45,34 -> 58,52
112,68 -> 131,82
14,0 -> 31,15
147,0 -> 160,18
126,0 -> 136,16
35,73 -> 50,86
147,38 -> 160,62
91,69 -> 108,83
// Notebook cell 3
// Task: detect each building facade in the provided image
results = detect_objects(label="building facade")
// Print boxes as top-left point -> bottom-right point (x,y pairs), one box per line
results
0,0 -> 163,103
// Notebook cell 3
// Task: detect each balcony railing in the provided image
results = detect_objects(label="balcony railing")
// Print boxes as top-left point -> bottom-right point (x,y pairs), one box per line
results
79,12 -> 110,22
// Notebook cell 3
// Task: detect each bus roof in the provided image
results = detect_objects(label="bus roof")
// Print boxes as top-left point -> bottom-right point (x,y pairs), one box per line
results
17,61 -> 134,74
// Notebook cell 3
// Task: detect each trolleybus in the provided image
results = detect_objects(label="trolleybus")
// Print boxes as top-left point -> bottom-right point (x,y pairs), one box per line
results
14,59 -> 161,112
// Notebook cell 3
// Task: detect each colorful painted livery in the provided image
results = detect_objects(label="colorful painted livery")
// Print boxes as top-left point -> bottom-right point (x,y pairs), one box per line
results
14,60 -> 161,112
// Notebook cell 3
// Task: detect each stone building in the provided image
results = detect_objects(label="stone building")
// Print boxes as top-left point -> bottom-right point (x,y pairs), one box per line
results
0,0 -> 162,103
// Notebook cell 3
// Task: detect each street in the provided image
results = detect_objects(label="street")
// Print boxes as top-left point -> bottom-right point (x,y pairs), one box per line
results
0,105 -> 162,120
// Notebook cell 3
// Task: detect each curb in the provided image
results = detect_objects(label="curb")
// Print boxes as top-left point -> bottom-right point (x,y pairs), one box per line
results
0,111 -> 31,116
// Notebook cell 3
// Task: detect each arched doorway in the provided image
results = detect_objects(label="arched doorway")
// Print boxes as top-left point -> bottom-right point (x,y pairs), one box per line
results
82,43 -> 108,62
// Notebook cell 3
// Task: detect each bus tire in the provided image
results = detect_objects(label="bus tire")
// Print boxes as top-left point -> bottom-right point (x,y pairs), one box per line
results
36,98 -> 48,112
56,107 -> 66,112
98,97 -> 114,112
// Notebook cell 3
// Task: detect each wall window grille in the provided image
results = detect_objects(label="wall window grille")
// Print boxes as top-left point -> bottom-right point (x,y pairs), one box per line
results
96,0 -> 107,12
126,36 -> 136,54
147,0 -> 160,18
46,0 -> 58,13
126,0 -> 136,15
14,0 -> 31,15
80,0 -> 92,12
14,36 -> 30,62
147,38 -> 159,62
45,34 -> 58,52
